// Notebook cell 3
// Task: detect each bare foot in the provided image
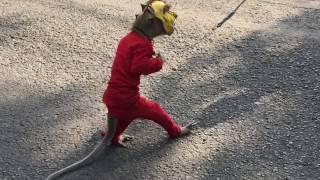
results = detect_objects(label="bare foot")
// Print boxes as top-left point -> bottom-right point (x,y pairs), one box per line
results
100,129 -> 134,143
119,134 -> 134,142
110,135 -> 134,148
180,121 -> 198,136
98,135 -> 127,148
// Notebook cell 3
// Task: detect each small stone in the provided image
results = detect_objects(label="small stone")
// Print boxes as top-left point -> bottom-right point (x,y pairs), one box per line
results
254,102 -> 264,105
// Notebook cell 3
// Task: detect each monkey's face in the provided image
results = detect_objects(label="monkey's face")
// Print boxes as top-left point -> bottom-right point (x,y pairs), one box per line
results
140,1 -> 177,35
135,10 -> 167,37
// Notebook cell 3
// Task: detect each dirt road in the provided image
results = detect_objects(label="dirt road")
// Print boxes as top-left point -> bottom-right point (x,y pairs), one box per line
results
1,0 -> 319,179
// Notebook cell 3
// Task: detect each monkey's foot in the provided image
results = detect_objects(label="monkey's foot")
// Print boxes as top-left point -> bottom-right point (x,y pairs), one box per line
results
119,134 -> 134,143
109,135 -> 133,148
180,121 -> 198,136
100,130 -> 134,142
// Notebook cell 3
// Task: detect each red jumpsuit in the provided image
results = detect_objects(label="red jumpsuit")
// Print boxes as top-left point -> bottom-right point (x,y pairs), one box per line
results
103,31 -> 182,143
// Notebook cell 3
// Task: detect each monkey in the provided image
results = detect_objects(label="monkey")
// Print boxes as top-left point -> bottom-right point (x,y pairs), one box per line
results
101,0 -> 196,148
45,1 -> 196,179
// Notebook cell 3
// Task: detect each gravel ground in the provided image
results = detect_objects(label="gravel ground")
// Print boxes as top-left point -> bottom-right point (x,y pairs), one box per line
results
1,0 -> 319,179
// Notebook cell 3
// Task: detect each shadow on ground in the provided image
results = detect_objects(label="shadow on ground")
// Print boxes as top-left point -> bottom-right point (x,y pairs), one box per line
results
47,7 -> 320,180
2,1 -> 319,179
0,82 -> 100,179
154,8 -> 320,179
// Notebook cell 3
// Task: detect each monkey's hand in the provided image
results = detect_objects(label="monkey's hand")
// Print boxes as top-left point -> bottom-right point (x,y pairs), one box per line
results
180,121 -> 199,136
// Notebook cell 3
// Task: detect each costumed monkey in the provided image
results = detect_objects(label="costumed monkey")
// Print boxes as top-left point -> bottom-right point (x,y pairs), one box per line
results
101,0 -> 195,146
45,1 -> 196,179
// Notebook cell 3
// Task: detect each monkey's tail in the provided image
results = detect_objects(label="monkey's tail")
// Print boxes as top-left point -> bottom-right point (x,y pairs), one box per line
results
45,115 -> 117,180
45,134 -> 111,180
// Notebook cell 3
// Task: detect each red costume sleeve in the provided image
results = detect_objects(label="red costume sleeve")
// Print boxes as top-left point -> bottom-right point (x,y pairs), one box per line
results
130,44 -> 163,75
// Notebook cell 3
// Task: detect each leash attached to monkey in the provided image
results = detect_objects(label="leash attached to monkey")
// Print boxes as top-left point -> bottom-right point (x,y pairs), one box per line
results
212,0 -> 247,31
180,0 -> 248,52
45,1 -> 197,179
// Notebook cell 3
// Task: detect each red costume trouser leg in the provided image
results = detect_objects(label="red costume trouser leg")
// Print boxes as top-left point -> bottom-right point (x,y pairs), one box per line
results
107,96 -> 182,143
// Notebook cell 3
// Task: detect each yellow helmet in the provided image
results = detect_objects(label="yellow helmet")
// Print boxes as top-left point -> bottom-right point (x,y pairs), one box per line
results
145,1 -> 178,35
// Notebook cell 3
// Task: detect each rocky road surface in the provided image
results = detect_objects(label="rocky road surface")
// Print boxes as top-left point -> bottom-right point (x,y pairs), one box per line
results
1,0 -> 320,179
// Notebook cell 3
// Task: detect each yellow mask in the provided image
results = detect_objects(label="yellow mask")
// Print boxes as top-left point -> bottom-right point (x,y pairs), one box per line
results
147,1 -> 178,35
